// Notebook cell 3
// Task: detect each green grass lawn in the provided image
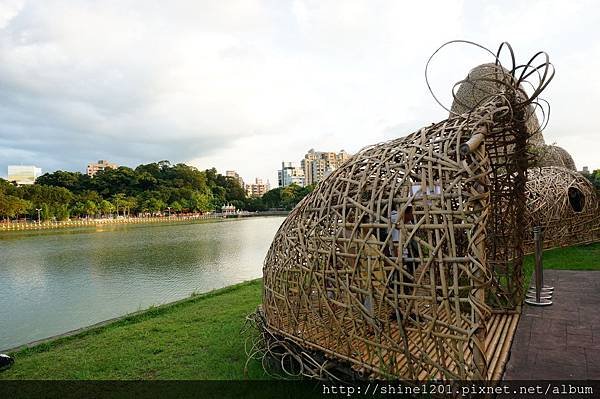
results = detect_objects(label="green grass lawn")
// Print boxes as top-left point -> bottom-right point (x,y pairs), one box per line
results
1,243 -> 599,380
522,242 -> 600,288
0,280 -> 268,380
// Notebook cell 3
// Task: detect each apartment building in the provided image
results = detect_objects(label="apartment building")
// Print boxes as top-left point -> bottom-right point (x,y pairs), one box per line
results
278,162 -> 305,187
245,178 -> 271,198
87,160 -> 118,177
301,149 -> 350,186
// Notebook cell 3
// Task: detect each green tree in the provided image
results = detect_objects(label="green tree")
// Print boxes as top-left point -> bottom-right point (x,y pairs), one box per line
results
55,204 -> 70,221
36,171 -> 90,192
258,184 -> 314,210
77,190 -> 102,203
0,177 -> 14,192
261,188 -> 283,209
0,193 -> 31,221
144,198 -> 165,214
41,203 -> 52,222
91,167 -> 139,197
70,202 -> 85,218
19,185 -> 74,217
170,201 -> 183,214
188,192 -> 212,212
245,197 -> 266,212
15,198 -> 32,219
83,200 -> 98,219
281,184 -> 303,208
99,200 -> 115,218
584,169 -> 600,192
112,193 -> 127,216
1,160 -> 274,219
125,196 -> 137,217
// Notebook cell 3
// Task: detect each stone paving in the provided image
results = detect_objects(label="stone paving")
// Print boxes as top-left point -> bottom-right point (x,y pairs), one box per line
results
504,270 -> 600,380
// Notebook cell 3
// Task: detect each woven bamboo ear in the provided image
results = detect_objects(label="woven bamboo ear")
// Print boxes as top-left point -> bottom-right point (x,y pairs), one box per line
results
524,166 -> 600,252
254,43 -> 555,382
534,145 -> 577,171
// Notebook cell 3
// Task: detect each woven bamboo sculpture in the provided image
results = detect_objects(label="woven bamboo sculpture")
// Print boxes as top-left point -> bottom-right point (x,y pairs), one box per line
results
254,42 -> 556,381
535,145 -> 577,170
524,166 -> 600,252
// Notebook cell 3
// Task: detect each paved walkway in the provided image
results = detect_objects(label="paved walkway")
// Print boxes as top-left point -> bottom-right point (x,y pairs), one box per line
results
504,270 -> 600,380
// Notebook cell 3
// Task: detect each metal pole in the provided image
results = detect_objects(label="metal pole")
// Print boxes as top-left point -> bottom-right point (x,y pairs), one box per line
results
535,227 -> 554,292
525,226 -> 553,306
535,227 -> 543,302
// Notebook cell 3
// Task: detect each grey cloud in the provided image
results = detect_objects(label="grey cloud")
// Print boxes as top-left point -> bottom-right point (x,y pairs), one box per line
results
0,79 -> 241,175
1,0 -> 599,181
0,2 -> 246,177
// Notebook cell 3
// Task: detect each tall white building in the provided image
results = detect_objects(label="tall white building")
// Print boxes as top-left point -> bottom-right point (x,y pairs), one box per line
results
225,170 -> 244,187
7,165 -> 42,185
278,162 -> 305,187
301,149 -> 351,186
245,178 -> 271,198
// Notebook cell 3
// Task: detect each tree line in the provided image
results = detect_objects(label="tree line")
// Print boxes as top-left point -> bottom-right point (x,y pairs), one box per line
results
2,161 -> 597,222
584,169 -> 600,192
0,161 -> 314,222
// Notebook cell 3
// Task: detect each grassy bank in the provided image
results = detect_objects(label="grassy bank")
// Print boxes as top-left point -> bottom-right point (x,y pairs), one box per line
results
0,280 -> 267,380
1,243 -> 598,380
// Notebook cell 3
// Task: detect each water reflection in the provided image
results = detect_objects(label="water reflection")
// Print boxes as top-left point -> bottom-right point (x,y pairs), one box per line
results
0,217 -> 284,350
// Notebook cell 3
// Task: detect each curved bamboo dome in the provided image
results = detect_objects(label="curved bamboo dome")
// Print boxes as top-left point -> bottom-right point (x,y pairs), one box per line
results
524,167 -> 600,252
535,145 -> 577,170
254,43 -> 555,382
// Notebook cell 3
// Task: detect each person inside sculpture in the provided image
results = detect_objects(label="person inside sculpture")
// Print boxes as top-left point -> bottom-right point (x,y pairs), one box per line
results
388,205 -> 420,311
401,206 -> 418,277
341,211 -> 386,330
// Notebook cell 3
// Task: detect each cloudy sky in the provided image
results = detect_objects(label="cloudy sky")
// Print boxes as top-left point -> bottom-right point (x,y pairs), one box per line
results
1,0 -> 599,184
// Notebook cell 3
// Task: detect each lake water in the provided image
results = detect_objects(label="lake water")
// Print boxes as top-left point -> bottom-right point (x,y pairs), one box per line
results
0,216 -> 284,350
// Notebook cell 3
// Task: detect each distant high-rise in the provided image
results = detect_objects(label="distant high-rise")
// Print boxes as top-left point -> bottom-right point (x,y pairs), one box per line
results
225,170 -> 244,187
245,178 -> 271,198
7,165 -> 42,185
87,160 -> 118,177
278,162 -> 305,187
301,149 -> 350,186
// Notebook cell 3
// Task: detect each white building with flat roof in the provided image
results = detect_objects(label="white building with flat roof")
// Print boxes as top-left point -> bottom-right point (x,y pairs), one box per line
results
7,165 -> 42,185
225,170 -> 244,187
301,149 -> 351,186
87,160 -> 118,177
278,162 -> 305,187
245,178 -> 271,198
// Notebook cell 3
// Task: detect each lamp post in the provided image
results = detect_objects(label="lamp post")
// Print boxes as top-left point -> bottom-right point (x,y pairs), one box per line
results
35,208 -> 42,224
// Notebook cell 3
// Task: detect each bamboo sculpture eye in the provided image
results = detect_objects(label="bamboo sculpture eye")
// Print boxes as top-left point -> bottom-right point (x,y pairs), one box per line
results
568,186 -> 585,213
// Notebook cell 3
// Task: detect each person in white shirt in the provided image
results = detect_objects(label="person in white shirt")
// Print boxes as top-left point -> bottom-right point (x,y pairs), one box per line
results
389,205 -> 418,299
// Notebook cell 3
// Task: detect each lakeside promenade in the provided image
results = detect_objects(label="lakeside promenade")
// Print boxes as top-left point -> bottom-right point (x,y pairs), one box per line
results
0,210 -> 288,232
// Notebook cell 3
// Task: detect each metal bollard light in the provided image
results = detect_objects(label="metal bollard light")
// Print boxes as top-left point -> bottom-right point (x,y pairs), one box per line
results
525,226 -> 553,306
